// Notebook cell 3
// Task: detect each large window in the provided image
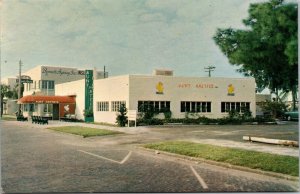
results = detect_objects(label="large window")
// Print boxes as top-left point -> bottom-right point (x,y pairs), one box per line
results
41,80 -> 55,89
111,101 -> 126,112
97,101 -> 109,111
221,102 -> 250,113
138,101 -> 170,112
180,101 -> 211,113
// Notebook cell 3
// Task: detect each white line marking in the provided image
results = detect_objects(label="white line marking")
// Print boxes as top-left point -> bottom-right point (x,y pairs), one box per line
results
78,150 -> 132,165
120,151 -> 132,164
190,165 -> 208,189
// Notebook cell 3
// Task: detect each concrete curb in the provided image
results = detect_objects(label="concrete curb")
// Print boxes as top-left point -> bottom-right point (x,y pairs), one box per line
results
138,147 -> 299,182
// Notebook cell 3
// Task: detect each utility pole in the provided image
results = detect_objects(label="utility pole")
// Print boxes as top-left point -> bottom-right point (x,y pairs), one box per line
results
104,66 -> 106,78
18,60 -> 22,116
204,66 -> 216,77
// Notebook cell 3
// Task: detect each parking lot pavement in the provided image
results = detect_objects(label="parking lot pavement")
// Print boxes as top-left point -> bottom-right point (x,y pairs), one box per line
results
5,120 -> 299,157
1,120 -> 299,192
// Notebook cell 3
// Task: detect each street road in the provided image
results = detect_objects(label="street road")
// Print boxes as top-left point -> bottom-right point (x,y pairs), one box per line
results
1,121 -> 298,192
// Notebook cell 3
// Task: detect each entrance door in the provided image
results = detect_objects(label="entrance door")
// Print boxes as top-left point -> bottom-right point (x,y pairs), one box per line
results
53,104 -> 59,120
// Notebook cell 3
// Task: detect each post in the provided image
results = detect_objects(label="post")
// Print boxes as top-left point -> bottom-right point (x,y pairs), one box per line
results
204,66 -> 216,77
18,60 -> 22,116
104,66 -> 106,78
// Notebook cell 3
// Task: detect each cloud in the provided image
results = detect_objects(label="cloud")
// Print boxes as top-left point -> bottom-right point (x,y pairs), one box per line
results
2,0 -> 288,79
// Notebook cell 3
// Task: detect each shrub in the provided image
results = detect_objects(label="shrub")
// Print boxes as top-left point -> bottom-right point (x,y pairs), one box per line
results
163,110 -> 172,120
261,100 -> 287,119
83,109 -> 94,117
116,104 -> 128,127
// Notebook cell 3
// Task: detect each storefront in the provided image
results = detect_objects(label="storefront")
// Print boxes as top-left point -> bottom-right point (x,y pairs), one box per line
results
91,72 -> 256,124
18,95 -> 76,120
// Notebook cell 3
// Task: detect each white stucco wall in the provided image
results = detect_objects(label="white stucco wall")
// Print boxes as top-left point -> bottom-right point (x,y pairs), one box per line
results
93,75 -> 256,124
55,79 -> 85,120
93,75 -> 129,124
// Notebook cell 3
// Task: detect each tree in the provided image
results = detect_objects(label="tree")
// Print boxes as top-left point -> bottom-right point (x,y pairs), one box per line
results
213,0 -> 298,110
1,84 -> 14,117
116,104 -> 128,127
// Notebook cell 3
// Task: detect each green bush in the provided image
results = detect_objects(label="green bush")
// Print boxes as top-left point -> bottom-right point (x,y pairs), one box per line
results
137,118 -> 164,126
261,100 -> 287,119
163,110 -> 172,120
116,104 -> 128,127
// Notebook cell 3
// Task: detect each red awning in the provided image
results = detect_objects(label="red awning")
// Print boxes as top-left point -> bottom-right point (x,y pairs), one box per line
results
18,95 -> 76,104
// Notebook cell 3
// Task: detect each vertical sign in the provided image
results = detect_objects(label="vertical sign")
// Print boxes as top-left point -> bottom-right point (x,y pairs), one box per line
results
85,70 -> 94,112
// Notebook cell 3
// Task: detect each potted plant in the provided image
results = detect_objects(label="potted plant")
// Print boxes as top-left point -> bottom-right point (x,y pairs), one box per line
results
83,109 -> 94,122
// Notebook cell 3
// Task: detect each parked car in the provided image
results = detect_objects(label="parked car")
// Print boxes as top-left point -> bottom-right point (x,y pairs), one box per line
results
284,111 -> 299,121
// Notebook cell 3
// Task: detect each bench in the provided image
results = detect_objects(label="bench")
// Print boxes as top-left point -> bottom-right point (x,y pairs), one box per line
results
60,114 -> 77,122
17,115 -> 28,121
31,116 -> 48,125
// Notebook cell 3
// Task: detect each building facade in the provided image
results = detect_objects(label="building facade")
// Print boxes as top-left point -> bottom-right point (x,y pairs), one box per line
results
19,65 -> 106,119
93,74 -> 256,124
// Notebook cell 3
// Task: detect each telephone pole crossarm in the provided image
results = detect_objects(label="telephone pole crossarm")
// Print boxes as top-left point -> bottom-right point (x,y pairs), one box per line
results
204,66 -> 216,77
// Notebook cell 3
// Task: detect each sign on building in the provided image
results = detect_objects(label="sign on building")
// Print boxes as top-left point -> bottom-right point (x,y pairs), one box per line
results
128,110 -> 137,127
85,70 -> 94,113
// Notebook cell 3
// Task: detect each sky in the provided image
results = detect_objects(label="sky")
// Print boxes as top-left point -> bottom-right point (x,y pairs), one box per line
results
0,0 -> 278,78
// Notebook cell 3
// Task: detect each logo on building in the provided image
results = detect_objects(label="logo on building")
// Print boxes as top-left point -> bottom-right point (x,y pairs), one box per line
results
64,105 -> 70,113
227,84 -> 235,96
156,82 -> 164,94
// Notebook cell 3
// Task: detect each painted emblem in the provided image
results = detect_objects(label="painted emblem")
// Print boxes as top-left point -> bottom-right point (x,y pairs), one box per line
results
64,104 -> 70,113
156,82 -> 164,94
227,84 -> 235,96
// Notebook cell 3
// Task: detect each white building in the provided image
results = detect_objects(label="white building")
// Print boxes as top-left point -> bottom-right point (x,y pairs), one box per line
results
1,77 -> 18,115
19,65 -> 106,119
92,71 -> 256,124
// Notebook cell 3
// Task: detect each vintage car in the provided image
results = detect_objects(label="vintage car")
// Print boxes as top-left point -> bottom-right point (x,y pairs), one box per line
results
284,111 -> 299,121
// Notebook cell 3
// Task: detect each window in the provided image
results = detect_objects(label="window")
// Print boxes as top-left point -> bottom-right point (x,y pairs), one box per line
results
97,101 -> 109,111
111,101 -> 126,112
29,104 -> 34,112
221,102 -> 250,113
44,104 -> 53,113
138,101 -> 171,112
41,80 -> 55,89
180,101 -> 211,113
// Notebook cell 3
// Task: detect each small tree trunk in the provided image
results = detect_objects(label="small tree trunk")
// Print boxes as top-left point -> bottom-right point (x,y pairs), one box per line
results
0,98 -> 3,118
292,87 -> 297,111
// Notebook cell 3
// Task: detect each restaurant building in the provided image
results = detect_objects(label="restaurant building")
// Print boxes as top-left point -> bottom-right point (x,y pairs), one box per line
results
19,65 -> 106,119
18,66 -> 256,123
91,70 -> 256,124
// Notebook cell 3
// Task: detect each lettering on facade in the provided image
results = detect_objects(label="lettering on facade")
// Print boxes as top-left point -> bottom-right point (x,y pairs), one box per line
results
42,67 -> 84,76
35,101 -> 59,104
177,83 -> 216,89
85,70 -> 94,112
178,83 -> 191,88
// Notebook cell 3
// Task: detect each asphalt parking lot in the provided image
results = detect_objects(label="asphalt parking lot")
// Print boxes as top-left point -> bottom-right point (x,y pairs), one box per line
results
1,120 -> 299,192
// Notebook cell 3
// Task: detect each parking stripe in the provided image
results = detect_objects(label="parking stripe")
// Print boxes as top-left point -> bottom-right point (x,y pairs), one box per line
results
190,165 -> 208,189
120,151 -> 132,164
78,150 -> 132,165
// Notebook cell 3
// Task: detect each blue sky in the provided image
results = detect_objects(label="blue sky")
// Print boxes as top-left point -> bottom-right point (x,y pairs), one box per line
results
1,0 -> 276,78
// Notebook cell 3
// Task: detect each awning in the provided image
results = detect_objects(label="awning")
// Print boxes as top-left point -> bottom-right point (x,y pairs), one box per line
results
18,95 -> 76,104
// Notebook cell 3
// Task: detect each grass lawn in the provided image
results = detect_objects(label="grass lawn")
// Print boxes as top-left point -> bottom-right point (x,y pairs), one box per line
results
144,141 -> 299,176
90,122 -> 118,127
48,126 -> 122,138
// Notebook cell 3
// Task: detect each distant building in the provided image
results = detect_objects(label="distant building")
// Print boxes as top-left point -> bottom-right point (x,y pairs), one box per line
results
1,77 -> 18,115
